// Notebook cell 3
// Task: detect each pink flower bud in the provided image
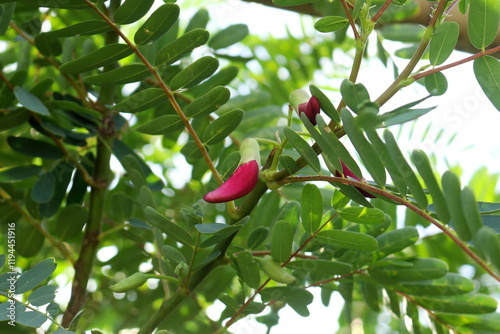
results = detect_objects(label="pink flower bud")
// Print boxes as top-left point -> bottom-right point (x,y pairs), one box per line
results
203,160 -> 259,203
335,161 -> 375,198
204,138 -> 261,203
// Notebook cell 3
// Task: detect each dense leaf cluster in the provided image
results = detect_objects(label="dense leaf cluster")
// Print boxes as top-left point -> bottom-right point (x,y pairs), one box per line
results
0,0 -> 499,333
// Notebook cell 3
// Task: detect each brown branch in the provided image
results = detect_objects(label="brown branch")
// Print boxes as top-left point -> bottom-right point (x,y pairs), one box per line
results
413,46 -> 500,80
82,0 -> 223,186
278,175 -> 500,283
241,0 -> 500,58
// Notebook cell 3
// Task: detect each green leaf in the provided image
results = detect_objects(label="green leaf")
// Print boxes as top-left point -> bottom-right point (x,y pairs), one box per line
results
0,255 -> 5,269
314,16 -> 349,33
16,223 -> 44,257
198,218 -> 247,248
473,56 -> 500,112
468,0 -> 500,49
236,251 -> 261,289
301,183 -> 323,233
16,258 -> 57,294
365,128 -> 407,196
411,150 -> 450,224
340,80 -> 371,113
135,115 -> 184,135
145,206 -> 194,246
14,0 -> 96,9
442,171 -> 472,241
134,4 -> 180,45
283,127 -> 321,172
415,293 -> 498,314
424,72 -> 448,96
55,204 -> 88,241
272,0 -> 317,5
436,312 -> 500,332
316,116 -> 363,177
259,286 -> 314,317
185,86 -> 230,118
31,171 -> 56,203
0,109 -> 30,131
361,281 -> 380,312
195,223 -> 232,234
0,165 -> 42,182
287,259 -> 352,279
300,114 -> 341,173
374,226 -> 419,259
185,8 -> 209,33
370,258 -> 448,283
189,66 -> 238,97
0,3 -> 15,36
60,44 -> 134,74
48,20 -> 112,37
114,88 -> 169,113
113,0 -> 155,25
28,285 -> 57,306
83,64 -> 150,86
429,22 -> 460,65
383,130 -> 427,208
247,226 -> 270,249
170,56 -> 219,91
271,221 -> 294,263
379,23 -> 425,43
340,109 -> 386,186
202,108 -> 244,145
309,84 -> 339,122
39,161 -> 74,218
34,33 -> 62,56
13,86 -> 49,115
208,24 -> 248,50
155,28 -> 209,67
460,187 -> 483,237
396,273 -> 474,296
476,226 -> 500,272
7,136 -> 63,159
316,230 -> 378,251
339,207 -> 385,225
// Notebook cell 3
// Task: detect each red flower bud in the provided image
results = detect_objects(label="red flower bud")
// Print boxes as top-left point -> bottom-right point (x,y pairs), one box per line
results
335,161 -> 375,198
290,89 -> 321,125
203,160 -> 259,203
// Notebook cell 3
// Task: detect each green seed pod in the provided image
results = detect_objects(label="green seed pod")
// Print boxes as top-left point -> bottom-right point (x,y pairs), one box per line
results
110,272 -> 149,293
255,255 -> 296,285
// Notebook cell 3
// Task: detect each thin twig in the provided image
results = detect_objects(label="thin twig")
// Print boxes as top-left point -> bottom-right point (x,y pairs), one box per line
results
0,188 -> 76,265
412,46 -> 500,81
372,0 -> 394,23
278,175 -> 500,283
82,0 -> 223,186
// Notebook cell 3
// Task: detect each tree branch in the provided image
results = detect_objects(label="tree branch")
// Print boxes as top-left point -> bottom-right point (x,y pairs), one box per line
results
241,0 -> 500,58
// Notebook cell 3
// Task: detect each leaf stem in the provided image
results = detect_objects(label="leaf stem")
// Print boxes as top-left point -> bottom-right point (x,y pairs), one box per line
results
412,46 -> 500,81
0,187 -> 76,265
372,0 -> 394,23
375,0 -> 449,106
339,0 -> 360,40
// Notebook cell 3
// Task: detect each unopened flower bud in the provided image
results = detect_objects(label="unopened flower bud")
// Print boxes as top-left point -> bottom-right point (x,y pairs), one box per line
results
335,161 -> 376,198
203,138 -> 261,203
110,272 -> 149,293
289,89 -> 321,125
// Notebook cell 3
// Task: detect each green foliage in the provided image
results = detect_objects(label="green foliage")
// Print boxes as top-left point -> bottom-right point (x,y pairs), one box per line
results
0,1 -> 499,333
